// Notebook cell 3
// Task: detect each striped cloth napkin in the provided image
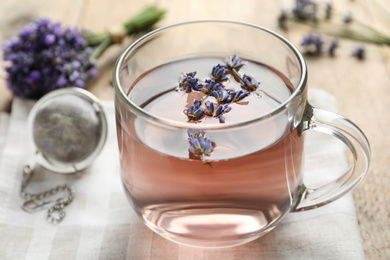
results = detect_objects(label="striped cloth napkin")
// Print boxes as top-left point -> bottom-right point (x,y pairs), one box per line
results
0,89 -> 365,260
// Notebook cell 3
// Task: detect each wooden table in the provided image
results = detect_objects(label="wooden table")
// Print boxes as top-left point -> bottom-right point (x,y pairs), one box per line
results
0,1 -> 388,258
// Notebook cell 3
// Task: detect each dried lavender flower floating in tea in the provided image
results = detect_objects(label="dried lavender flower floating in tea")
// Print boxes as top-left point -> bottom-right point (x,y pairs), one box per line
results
181,55 -> 281,164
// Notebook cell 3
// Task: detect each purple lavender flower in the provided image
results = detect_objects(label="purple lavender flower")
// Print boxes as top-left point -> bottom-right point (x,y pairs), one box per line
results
202,79 -> 223,95
343,12 -> 353,24
213,104 -> 231,123
352,46 -> 365,60
232,89 -> 250,102
217,115 -> 226,124
213,89 -> 235,104
293,0 -> 318,22
187,99 -> 205,121
188,132 -> 214,162
204,101 -> 231,123
223,54 -> 245,71
328,39 -> 338,56
204,100 -> 215,116
241,74 -> 259,91
212,89 -> 224,102
278,10 -> 288,30
301,33 -> 324,55
214,104 -> 231,115
211,64 -> 228,82
182,54 -> 259,162
179,71 -> 204,92
2,18 -> 96,99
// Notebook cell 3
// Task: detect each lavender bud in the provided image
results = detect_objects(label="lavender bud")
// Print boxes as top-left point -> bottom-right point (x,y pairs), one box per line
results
352,45 -> 365,60
180,72 -> 204,93
187,99 -> 205,121
233,90 -> 250,102
328,38 -> 338,56
203,79 -> 223,95
301,33 -> 324,55
204,100 -> 215,116
44,34 -> 56,45
278,10 -> 288,30
343,12 -> 353,24
211,64 -> 228,82
223,54 -> 244,71
213,104 -> 231,123
213,89 -> 224,102
188,132 -> 214,158
218,115 -> 226,123
241,74 -> 259,91
293,0 -> 318,22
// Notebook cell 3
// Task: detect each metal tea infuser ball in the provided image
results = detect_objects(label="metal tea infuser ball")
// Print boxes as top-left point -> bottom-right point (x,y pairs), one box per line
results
20,87 -> 107,223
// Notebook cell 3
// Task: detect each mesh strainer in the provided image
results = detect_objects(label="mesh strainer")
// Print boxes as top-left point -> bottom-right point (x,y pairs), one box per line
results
21,87 -> 107,223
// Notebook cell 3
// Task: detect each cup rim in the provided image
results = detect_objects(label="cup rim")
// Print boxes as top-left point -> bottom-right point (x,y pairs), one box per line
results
113,19 -> 307,130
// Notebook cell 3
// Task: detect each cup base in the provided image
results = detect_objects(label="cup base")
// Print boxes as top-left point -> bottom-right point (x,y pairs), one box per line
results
141,203 -> 280,248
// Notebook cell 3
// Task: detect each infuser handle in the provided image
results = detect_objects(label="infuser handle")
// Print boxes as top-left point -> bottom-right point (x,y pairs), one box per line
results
293,104 -> 371,211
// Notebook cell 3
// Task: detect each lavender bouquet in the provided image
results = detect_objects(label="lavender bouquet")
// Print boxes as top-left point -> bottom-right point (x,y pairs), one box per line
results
1,6 -> 165,99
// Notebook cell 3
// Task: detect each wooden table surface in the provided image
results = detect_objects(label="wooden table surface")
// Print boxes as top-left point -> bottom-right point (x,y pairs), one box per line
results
0,0 -> 388,259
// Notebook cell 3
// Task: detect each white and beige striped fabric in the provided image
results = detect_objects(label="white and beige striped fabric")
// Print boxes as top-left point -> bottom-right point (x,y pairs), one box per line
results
0,89 -> 365,259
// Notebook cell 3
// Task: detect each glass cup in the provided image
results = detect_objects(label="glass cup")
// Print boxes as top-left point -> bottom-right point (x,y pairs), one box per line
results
112,20 -> 370,248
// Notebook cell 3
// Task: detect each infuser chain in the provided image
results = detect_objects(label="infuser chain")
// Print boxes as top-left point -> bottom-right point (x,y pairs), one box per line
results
20,162 -> 74,224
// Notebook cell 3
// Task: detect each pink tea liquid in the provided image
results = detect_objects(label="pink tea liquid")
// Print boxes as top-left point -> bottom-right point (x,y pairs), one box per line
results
116,56 -> 304,247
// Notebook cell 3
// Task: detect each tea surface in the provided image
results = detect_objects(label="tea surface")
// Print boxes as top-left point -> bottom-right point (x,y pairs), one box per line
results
132,56 -> 293,124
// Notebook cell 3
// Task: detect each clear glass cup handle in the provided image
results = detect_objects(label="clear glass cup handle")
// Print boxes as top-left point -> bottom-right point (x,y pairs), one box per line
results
293,104 -> 371,211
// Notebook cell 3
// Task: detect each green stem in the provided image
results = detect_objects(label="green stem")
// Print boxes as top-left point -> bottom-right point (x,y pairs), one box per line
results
89,6 -> 165,60
84,32 -> 110,46
200,94 -> 211,106
91,37 -> 112,60
292,14 -> 390,46
124,6 -> 166,35
371,0 -> 390,26
232,68 -> 244,83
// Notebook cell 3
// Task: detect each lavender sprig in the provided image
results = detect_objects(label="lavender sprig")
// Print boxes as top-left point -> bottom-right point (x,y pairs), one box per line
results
187,100 -> 205,121
280,0 -> 390,47
300,33 -> 324,55
187,129 -> 214,163
300,33 -> 341,57
202,79 -> 223,95
180,72 -> 204,92
2,6 -> 165,99
211,64 -> 228,82
183,54 -> 261,164
204,100 -> 215,116
203,100 -> 231,123
223,54 -> 245,71
213,104 -> 231,123
232,90 -> 250,102
352,45 -> 365,60
292,0 -> 318,23
328,39 -> 339,57
241,75 -> 260,92
213,89 -> 235,104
